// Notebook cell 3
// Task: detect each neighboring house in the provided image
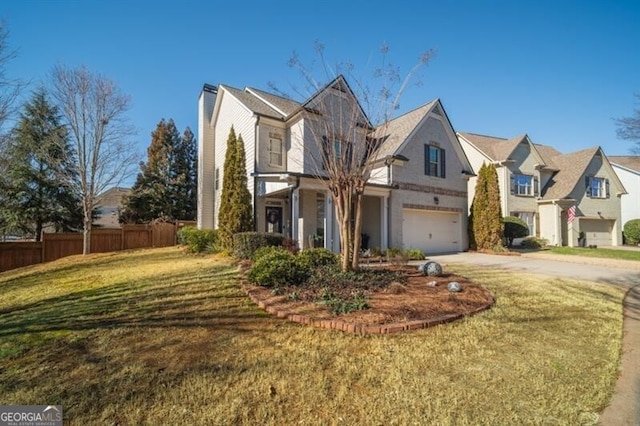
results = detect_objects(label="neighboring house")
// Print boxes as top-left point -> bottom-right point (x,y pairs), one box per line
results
458,132 -> 627,247
609,156 -> 640,227
94,187 -> 130,228
198,76 -> 475,254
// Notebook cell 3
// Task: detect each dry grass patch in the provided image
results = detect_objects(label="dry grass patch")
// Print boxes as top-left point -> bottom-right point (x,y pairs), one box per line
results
0,248 -> 624,425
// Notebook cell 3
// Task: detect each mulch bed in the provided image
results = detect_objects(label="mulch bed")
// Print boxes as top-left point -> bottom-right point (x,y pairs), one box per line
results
243,265 -> 495,334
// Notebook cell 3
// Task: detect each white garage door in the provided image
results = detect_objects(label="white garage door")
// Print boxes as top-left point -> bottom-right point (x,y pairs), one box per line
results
402,209 -> 461,254
580,219 -> 613,246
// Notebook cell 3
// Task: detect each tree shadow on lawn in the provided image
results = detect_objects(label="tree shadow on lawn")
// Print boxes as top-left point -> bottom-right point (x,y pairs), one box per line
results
0,267 -> 272,337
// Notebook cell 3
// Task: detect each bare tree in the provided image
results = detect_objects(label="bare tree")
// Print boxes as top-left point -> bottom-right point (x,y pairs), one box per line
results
0,22 -> 23,132
617,93 -> 640,154
50,64 -> 138,254
285,43 -> 434,271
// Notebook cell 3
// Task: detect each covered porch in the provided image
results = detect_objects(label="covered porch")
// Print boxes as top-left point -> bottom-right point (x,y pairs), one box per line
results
255,175 -> 390,252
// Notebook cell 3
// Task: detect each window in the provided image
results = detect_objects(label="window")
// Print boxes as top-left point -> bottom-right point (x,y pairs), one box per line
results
424,144 -> 446,178
586,176 -> 609,198
321,136 -> 351,169
510,174 -> 538,197
512,211 -> 534,236
215,168 -> 219,190
268,138 -> 282,167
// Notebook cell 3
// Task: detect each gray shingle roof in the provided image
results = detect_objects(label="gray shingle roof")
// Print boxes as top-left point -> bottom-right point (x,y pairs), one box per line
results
374,100 -> 437,158
609,155 -> 640,173
532,143 -> 562,169
457,132 -> 522,161
221,85 -> 285,119
246,87 -> 301,118
540,147 -> 599,200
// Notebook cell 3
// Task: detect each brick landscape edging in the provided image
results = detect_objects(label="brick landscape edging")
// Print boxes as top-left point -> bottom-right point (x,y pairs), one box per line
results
244,286 -> 495,335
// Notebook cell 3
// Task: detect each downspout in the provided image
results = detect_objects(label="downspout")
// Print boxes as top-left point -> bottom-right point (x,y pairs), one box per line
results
253,116 -> 259,231
553,200 -> 559,246
289,176 -> 300,239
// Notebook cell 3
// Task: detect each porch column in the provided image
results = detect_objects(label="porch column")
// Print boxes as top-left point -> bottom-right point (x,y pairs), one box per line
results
325,192 -> 337,252
381,195 -> 389,251
291,188 -> 300,246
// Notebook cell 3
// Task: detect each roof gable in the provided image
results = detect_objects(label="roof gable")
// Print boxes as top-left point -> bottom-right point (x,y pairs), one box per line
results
541,147 -> 626,199
219,85 -> 285,120
301,75 -> 371,127
373,99 -> 473,173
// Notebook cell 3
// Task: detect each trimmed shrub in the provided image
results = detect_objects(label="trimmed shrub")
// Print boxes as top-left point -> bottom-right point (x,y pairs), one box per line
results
519,236 -> 547,249
296,248 -> 339,279
177,226 -> 219,253
623,219 -> 640,245
233,232 -> 284,259
503,216 -> 529,247
247,246 -> 300,287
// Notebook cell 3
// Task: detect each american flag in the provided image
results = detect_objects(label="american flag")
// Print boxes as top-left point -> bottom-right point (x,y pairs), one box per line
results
567,205 -> 576,223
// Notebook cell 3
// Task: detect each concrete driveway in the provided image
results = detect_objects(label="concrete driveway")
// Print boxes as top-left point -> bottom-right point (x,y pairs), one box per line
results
426,251 -> 640,426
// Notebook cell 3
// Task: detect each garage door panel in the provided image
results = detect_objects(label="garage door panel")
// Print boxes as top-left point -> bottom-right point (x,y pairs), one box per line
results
402,210 -> 460,254
580,219 -> 613,246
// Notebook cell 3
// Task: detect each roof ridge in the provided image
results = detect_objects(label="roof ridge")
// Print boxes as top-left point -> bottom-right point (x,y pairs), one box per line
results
458,131 -> 509,141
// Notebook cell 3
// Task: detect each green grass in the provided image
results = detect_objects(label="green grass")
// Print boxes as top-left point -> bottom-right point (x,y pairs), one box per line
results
0,247 -> 625,425
548,246 -> 640,261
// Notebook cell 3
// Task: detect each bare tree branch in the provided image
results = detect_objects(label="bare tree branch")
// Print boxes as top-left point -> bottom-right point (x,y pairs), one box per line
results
0,21 -> 25,132
283,43 -> 434,270
49,64 -> 138,254
616,93 -> 640,154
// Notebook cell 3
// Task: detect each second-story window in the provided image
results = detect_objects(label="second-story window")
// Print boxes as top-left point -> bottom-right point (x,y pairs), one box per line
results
586,176 -> 609,198
511,174 -> 538,197
269,138 -> 282,167
424,144 -> 446,178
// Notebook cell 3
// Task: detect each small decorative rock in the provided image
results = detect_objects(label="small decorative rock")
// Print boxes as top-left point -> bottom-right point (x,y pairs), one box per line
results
447,281 -> 462,292
426,261 -> 443,277
418,261 -> 443,277
427,281 -> 438,287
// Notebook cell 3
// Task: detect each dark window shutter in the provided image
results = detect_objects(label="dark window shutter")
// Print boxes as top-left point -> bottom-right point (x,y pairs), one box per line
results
585,176 -> 591,197
440,148 -> 446,178
533,176 -> 539,196
510,174 -> 516,195
424,144 -> 430,175
606,178 -> 610,198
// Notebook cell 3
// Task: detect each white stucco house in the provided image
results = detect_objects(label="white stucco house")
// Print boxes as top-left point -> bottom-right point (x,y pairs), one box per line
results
198,76 -> 475,254
458,132 -> 627,247
609,156 -> 640,227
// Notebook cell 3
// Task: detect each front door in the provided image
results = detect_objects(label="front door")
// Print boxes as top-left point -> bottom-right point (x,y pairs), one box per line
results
265,206 -> 283,233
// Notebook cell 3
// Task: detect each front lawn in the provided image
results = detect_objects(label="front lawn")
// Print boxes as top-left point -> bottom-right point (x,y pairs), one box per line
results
548,246 -> 640,262
0,247 -> 624,425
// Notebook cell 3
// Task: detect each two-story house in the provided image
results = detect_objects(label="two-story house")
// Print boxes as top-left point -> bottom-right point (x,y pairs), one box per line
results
198,76 -> 474,254
609,156 -> 640,227
458,132 -> 626,247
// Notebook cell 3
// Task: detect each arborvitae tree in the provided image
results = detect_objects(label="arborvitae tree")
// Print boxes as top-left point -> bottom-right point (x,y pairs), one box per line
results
0,89 -> 82,240
231,134 -> 253,231
471,163 -> 503,250
121,119 -> 197,223
218,126 -> 239,249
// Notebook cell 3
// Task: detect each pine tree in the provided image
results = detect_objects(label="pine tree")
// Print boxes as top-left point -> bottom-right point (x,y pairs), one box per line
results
121,119 -> 197,223
0,89 -> 82,240
471,163 -> 503,250
172,127 -> 197,220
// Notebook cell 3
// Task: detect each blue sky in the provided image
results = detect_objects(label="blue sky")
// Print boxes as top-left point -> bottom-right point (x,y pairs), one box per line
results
2,0 -> 639,164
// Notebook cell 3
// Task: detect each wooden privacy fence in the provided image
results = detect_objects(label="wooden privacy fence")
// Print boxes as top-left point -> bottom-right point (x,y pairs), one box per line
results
0,221 -> 197,273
